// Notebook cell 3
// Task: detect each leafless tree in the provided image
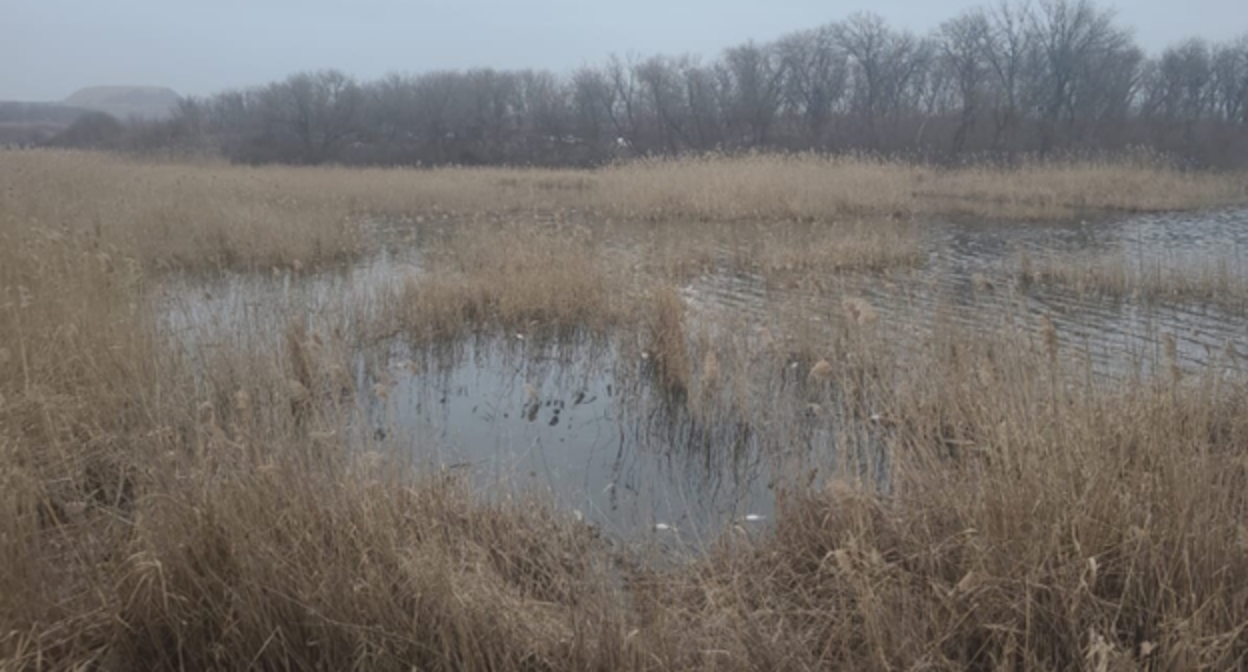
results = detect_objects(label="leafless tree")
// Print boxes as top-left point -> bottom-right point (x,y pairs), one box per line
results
939,10 -> 991,153
718,41 -> 786,147
156,2 -> 1248,168
981,1 -> 1033,152
260,70 -> 363,164
1026,0 -> 1130,152
1211,37 -> 1248,124
636,56 -> 693,154
680,60 -> 724,151
835,13 -> 930,149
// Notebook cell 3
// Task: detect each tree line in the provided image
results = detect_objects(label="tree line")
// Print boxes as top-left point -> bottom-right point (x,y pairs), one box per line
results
88,0 -> 1248,168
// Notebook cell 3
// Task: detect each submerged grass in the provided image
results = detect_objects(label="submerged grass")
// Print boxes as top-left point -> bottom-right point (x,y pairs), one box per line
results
4,151 -> 1248,669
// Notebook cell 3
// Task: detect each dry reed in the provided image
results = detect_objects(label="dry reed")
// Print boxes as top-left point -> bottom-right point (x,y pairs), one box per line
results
5,150 -> 1245,274
387,221 -> 628,342
1019,250 -> 1248,309
0,151 -> 362,272
647,285 -> 693,398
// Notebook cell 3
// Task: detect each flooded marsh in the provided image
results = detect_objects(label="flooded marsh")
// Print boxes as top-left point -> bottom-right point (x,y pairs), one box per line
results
5,151 -> 1248,669
152,199 -> 1248,541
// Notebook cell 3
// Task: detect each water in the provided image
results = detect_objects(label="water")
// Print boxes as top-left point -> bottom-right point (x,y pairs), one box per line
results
157,207 -> 1248,542
358,337 -> 788,543
682,207 -> 1248,379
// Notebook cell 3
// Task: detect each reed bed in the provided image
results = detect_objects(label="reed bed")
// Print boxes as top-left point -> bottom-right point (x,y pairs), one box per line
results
386,221 -> 632,343
4,150 -> 1244,271
0,151 -> 362,272
917,156 -> 1248,217
1019,250 -> 1248,309
4,151 -> 1248,670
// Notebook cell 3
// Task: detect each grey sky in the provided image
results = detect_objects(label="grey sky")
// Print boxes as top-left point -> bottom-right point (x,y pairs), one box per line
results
4,0 -> 1246,101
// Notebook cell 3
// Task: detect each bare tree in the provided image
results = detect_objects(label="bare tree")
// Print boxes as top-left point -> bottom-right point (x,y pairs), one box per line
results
158,1 -> 1248,168
260,70 -> 363,163
719,41 -> 787,147
1026,0 -> 1129,152
514,69 -> 571,163
836,13 -> 892,144
680,60 -> 724,151
606,54 -> 645,153
1148,40 -> 1213,122
836,13 -> 928,149
939,10 -> 991,153
776,25 -> 848,148
981,1 -> 1033,153
570,66 -> 618,160
636,56 -> 692,154
1211,36 -> 1248,124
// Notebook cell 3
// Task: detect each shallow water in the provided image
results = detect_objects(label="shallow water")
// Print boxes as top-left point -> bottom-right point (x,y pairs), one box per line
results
359,338 -> 792,542
684,207 -> 1248,380
158,207 -> 1248,542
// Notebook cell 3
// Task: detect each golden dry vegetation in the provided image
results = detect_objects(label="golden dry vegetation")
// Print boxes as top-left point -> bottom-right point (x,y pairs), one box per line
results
3,149 -> 1248,670
1019,250 -> 1248,308
385,220 -> 631,343
4,149 -> 1245,268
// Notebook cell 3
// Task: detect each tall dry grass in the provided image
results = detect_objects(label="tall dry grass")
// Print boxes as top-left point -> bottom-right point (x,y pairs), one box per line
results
382,216 -> 921,348
385,220 -> 631,343
0,151 -> 362,271
916,155 -> 1248,218
0,208 -> 652,669
595,153 -> 1248,221
1019,250 -> 1248,309
5,151 -> 1248,670
5,150 -> 1245,269
647,285 -> 693,398
754,320 -> 1248,669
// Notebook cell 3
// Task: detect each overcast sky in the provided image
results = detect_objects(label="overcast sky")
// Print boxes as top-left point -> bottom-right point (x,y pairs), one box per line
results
3,0 -> 1246,101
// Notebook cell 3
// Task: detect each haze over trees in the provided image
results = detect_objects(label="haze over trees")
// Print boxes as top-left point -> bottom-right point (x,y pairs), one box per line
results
116,0 -> 1248,167
0,86 -> 181,148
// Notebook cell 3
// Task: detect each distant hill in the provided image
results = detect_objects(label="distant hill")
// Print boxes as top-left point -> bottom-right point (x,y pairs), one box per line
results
64,86 -> 180,120
0,86 -> 181,146
0,101 -> 88,146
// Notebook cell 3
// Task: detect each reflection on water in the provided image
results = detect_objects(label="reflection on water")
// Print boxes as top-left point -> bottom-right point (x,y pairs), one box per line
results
157,207 -> 1248,541
355,338 -> 787,542
347,332 -> 892,544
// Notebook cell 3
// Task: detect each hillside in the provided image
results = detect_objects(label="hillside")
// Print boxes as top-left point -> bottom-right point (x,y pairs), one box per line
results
64,85 -> 180,120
